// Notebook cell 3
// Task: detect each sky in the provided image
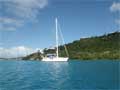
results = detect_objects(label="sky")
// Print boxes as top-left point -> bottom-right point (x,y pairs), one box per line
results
0,0 -> 120,58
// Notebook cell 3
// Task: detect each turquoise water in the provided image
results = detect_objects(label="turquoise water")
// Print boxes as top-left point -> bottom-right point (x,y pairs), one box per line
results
0,60 -> 119,90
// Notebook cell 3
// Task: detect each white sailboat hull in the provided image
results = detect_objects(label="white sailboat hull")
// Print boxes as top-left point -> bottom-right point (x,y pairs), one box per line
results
42,57 -> 68,61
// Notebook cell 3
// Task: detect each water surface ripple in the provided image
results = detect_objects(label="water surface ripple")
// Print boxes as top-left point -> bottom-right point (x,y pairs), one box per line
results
0,60 -> 119,90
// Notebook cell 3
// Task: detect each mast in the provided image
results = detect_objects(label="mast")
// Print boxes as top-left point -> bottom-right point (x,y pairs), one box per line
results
56,18 -> 59,58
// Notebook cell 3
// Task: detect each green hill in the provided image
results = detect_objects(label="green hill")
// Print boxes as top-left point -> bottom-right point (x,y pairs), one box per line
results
23,31 -> 120,60
59,31 -> 120,60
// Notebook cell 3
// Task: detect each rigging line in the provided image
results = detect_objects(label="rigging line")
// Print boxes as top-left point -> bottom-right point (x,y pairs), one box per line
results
57,21 -> 69,57
51,27 -> 56,48
118,8 -> 120,30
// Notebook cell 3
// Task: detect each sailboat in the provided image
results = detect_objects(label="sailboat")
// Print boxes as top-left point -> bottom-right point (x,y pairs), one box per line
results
42,18 -> 69,61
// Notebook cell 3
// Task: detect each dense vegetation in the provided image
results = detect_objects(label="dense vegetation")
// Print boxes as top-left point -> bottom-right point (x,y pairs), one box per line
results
23,31 -> 120,60
59,31 -> 120,60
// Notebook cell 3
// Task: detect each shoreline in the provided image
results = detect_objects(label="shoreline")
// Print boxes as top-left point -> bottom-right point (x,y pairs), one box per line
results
0,58 -> 120,61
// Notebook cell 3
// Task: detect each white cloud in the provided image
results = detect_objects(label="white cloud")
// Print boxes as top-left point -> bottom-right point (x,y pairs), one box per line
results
110,2 -> 120,27
0,17 -> 23,26
0,0 -> 48,31
0,26 -> 17,31
0,46 -> 39,58
2,0 -> 48,19
110,2 -> 120,12
2,0 -> 48,16
0,17 -> 24,31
